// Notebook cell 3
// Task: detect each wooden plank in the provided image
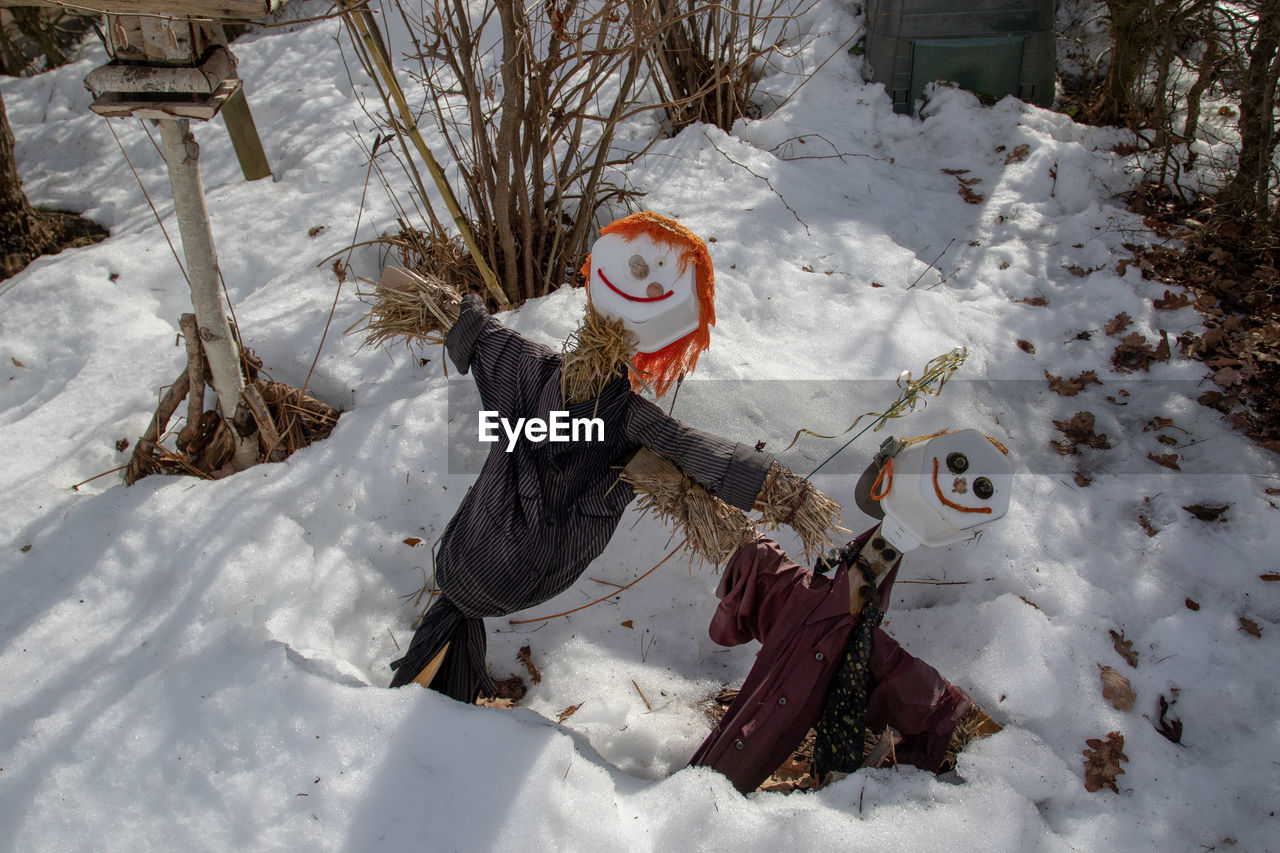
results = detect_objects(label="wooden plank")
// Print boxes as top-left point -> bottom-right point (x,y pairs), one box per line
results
411,644 -> 450,690
219,87 -> 271,180
88,78 -> 240,120
0,0 -> 283,20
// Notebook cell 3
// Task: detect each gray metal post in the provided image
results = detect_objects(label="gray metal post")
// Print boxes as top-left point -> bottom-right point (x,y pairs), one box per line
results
158,117 -> 259,471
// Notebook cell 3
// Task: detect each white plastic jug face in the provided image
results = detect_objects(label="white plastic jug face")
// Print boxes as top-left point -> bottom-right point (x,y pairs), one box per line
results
586,231 -> 701,353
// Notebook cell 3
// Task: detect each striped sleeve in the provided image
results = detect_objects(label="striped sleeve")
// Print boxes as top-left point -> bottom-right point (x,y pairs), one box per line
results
445,294 -> 544,417
624,396 -> 774,511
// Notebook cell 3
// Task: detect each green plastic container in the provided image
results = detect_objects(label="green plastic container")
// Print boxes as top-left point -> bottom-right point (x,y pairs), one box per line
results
863,0 -> 1056,113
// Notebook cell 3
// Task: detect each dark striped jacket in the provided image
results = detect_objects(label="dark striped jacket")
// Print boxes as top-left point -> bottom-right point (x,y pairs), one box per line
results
390,295 -> 775,699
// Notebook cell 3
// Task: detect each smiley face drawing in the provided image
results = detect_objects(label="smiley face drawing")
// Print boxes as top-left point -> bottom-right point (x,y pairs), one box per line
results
875,429 -> 1013,552
587,228 -> 702,353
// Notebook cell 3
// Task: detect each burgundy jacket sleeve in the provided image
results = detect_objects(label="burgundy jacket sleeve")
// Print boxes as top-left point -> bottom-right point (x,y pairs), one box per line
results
708,536 -> 811,647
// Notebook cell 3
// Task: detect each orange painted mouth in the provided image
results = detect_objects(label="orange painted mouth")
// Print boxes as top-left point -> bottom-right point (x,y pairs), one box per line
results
597,268 -> 673,303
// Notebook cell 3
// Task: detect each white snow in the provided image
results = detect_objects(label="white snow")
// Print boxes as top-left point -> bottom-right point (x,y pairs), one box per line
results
2,3 -> 1278,851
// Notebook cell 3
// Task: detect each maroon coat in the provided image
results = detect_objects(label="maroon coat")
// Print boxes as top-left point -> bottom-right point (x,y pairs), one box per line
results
689,533 -> 972,793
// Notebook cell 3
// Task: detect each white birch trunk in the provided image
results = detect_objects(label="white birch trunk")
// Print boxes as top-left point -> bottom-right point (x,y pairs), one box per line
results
159,117 -> 258,471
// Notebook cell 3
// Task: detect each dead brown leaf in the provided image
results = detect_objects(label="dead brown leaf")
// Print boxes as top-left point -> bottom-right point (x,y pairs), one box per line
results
403,537 -> 423,547
1112,332 -> 1157,372
1045,369 -> 1102,396
517,644 -> 542,684
1138,513 -> 1159,537
1151,693 -> 1182,744
1110,629 -> 1138,667
308,225 -> 327,238
1260,573 -> 1280,582
1064,264 -> 1103,278
1104,312 -> 1134,336
620,620 -> 634,628
1075,472 -> 1092,487
1239,617 -> 1262,638
1017,339 -> 1036,354
556,702 -> 583,723
1082,731 -> 1128,793
1098,665 -> 1137,711
1147,452 -> 1181,471
1019,595 -> 1041,610
1183,503 -> 1229,522
1013,295 -> 1050,307
1005,143 -> 1031,164
1053,412 -> 1112,455
10,356 -> 23,368
1153,289 -> 1191,310
959,185 -> 985,204
1155,330 -> 1171,362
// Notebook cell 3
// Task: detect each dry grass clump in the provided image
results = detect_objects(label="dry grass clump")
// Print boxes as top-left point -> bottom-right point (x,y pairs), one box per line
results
621,447 -> 759,565
353,263 -> 463,352
756,463 -> 844,559
561,308 -> 638,405
622,451 -> 844,565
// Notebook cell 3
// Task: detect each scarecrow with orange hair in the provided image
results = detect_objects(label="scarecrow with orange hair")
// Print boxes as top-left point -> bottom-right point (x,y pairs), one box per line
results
388,212 -> 840,699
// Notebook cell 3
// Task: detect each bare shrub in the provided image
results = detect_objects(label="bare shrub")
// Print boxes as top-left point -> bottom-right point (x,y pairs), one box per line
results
344,0 -> 668,306
644,0 -> 819,134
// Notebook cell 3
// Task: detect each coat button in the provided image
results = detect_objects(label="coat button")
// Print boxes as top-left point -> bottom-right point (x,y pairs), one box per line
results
814,652 -> 824,661
734,740 -> 744,750
777,697 -> 787,706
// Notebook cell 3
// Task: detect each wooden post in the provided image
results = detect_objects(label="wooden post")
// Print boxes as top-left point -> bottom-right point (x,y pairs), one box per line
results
219,87 -> 271,181
158,117 -> 258,471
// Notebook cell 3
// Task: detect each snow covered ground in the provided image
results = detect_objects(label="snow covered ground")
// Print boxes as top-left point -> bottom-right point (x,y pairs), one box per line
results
2,3 -> 1278,850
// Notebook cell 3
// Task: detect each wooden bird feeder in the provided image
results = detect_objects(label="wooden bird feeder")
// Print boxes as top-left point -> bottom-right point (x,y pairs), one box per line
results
0,0 -> 340,481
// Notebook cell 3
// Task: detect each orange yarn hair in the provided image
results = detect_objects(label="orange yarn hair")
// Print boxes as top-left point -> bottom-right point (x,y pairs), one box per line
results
580,211 -> 715,398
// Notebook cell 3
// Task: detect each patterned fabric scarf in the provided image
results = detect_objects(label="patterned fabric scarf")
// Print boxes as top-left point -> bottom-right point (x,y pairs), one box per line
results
811,546 -> 883,783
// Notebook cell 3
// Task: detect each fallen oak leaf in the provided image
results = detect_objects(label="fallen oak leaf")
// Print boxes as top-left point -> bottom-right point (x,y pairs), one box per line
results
1112,332 -> 1157,372
1082,731 -> 1127,793
1152,289 -> 1190,310
1147,452 -> 1181,471
1004,143 -> 1031,164
621,619 -> 634,628
1239,617 -> 1262,638
1098,664 -> 1136,711
1064,263 -> 1102,278
403,537 -> 423,547
1052,411 -> 1112,455
1104,312 -> 1133,336
517,644 -> 542,684
1110,629 -> 1138,667
1045,369 -> 1102,396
